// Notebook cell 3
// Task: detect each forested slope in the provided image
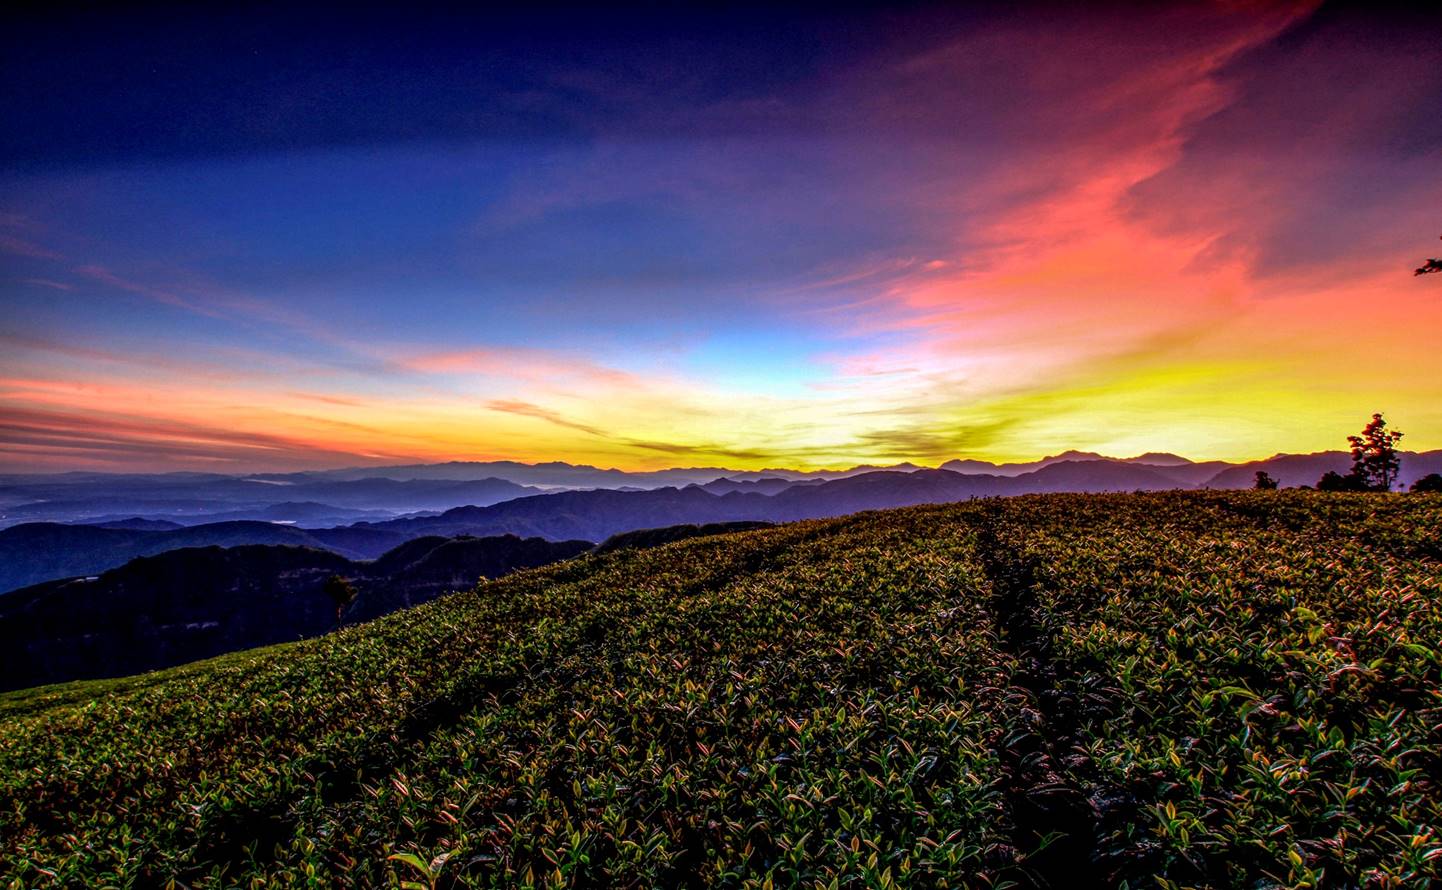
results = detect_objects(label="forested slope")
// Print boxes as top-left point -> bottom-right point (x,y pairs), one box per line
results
1,492 -> 1438,888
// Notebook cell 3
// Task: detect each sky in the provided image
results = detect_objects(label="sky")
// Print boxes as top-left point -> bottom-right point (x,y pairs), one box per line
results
2,2 -> 1440,473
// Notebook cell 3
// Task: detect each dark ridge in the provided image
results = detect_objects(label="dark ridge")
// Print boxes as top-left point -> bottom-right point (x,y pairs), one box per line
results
0,534 -> 589,692
591,520 -> 775,555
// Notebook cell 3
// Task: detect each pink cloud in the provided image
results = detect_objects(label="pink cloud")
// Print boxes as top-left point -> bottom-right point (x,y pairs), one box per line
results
74,264 -> 225,317
0,234 -> 62,260
21,278 -> 72,291
402,345 -> 643,389
0,395 -> 423,473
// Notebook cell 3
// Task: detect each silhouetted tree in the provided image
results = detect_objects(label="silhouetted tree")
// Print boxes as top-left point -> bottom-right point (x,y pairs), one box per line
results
325,575 -> 357,622
1348,413 -> 1404,491
1253,471 -> 1278,490
1416,235 -> 1442,276
1412,473 -> 1442,493
1317,470 -> 1367,492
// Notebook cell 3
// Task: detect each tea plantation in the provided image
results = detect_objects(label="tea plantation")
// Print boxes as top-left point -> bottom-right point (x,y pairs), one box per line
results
1,492 -> 1439,888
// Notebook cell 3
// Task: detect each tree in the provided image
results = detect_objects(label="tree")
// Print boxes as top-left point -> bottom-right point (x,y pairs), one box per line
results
1412,473 -> 1442,493
1317,470 -> 1367,492
1347,413 -> 1404,491
1253,470 -> 1278,490
325,575 -> 357,623
1416,235 -> 1442,276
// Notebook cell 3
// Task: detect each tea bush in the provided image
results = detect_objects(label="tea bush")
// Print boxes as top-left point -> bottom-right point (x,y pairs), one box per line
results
1,492 -> 1438,888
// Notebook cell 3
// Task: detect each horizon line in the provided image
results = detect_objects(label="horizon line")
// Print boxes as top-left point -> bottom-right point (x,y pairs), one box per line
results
8,446 -> 1440,479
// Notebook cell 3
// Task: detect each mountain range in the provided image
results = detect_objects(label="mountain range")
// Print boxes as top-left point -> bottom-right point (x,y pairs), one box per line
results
5,449 -> 1440,531
5,450 -> 1440,594
0,520 -> 410,592
0,475 -> 536,528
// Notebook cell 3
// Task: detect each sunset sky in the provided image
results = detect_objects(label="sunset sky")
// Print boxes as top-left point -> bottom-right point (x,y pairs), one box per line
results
2,2 -> 1439,473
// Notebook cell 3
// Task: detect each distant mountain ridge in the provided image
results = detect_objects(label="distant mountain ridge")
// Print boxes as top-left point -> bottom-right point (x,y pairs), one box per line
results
0,476 -> 537,528
4,451 -> 1440,592
941,450 -> 1228,481
0,521 -> 412,593
251,460 -> 920,487
332,453 -> 1442,544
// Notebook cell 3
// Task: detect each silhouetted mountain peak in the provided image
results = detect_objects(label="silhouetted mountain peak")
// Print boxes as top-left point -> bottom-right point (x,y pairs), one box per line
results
87,517 -> 185,531
1050,450 -> 1106,461
1125,452 -> 1194,466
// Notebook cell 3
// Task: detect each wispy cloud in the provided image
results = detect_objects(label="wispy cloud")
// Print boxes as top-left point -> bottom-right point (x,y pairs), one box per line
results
74,264 -> 224,317
485,399 -> 605,436
20,278 -> 72,291
0,399 -> 425,472
403,347 -> 641,389
0,234 -> 62,260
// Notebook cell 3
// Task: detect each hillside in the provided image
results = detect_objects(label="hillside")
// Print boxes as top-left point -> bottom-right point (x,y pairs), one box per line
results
1,492 -> 1438,887
0,535 -> 591,691
0,520 -> 414,593
590,520 -> 775,554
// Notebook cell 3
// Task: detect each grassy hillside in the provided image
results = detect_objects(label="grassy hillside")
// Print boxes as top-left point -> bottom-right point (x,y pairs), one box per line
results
0,534 -> 593,691
1,492 -> 1439,888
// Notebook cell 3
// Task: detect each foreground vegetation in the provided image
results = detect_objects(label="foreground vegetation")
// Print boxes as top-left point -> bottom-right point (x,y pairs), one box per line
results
1,492 -> 1439,888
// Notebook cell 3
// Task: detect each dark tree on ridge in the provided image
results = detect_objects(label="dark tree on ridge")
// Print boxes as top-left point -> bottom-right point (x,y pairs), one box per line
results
1318,470 -> 1367,492
1412,473 -> 1442,493
325,575 -> 358,623
1347,413 -> 1403,492
1416,235 -> 1442,276
1253,471 -> 1278,490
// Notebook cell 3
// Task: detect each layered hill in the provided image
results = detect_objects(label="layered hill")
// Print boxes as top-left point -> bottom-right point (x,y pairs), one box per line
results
0,475 -> 538,528
0,534 -> 590,691
339,460 -> 1283,542
0,520 -> 409,592
9,452 -> 1442,592
7,451 -> 1441,529
1,492 -> 1438,887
